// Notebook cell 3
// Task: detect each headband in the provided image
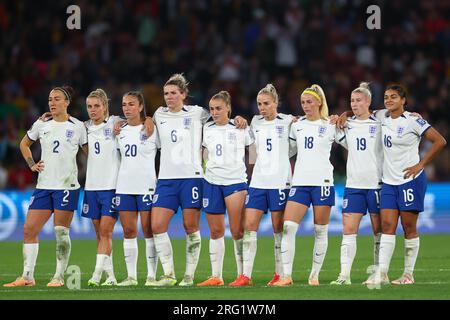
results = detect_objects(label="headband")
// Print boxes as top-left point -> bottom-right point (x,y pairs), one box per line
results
53,87 -> 71,102
302,89 -> 321,103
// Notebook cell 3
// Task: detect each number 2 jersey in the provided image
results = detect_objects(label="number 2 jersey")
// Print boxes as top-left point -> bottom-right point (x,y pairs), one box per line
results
115,123 -> 159,195
27,116 -> 87,190
374,109 -> 431,186
289,117 -> 342,186
84,116 -> 121,191
154,105 -> 210,179
249,114 -> 294,189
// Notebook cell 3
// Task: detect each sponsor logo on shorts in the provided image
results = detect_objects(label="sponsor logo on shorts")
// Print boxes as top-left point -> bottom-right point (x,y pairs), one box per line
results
203,198 -> 209,208
152,194 -> 158,204
289,188 -> 296,197
29,196 -> 34,206
82,204 -> 89,214
343,199 -> 348,209
245,195 -> 249,205
115,196 -> 121,207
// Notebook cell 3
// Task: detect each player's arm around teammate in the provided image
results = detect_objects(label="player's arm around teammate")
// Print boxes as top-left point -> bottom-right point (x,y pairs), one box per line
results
197,91 -> 254,287
367,85 -> 446,285
81,89 -> 121,287
329,83 -> 383,286
273,84 -> 337,287
234,84 -> 295,287
5,86 -> 87,288
115,91 -> 159,287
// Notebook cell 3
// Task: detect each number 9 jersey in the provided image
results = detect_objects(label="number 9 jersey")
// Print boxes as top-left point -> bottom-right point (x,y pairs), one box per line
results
26,116 -> 87,190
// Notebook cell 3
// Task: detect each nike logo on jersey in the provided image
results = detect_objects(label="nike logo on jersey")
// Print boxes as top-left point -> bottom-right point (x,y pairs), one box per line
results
160,121 -> 167,124
43,131 -> 50,135
120,136 -> 125,139
296,129 -> 303,131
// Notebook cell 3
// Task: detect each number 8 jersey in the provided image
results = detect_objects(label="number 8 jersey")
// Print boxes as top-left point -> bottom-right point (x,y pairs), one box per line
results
26,117 -> 87,190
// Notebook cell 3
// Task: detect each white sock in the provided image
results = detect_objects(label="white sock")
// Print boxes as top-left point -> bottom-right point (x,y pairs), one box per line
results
274,232 -> 282,275
209,237 -> 225,279
374,233 -> 381,266
54,226 -> 71,279
22,243 -> 39,280
233,238 -> 244,276
145,238 -> 158,280
310,224 -> 329,279
92,254 -> 108,282
340,234 -> 357,279
123,238 -> 138,279
242,231 -> 257,278
103,251 -> 116,279
154,232 -> 175,278
379,234 -> 396,274
185,231 -> 201,278
404,237 -> 420,275
280,221 -> 299,278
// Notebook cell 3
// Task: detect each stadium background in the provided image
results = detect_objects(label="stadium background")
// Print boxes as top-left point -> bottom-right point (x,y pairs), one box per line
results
0,0 -> 449,242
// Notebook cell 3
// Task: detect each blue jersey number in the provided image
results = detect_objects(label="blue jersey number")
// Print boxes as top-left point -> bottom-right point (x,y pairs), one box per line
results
171,130 -> 177,142
266,138 -> 272,151
384,135 -> 392,148
356,137 -> 366,151
124,144 -> 137,157
53,140 -> 60,153
216,144 -> 223,156
304,136 -> 314,149
94,141 -> 100,154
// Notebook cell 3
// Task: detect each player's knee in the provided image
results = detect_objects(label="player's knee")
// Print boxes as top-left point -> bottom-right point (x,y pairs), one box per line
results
210,227 -> 224,239
99,228 -> 113,240
231,230 -> 243,240
183,222 -> 199,235
23,224 -> 38,241
122,226 -> 137,238
381,221 -> 395,234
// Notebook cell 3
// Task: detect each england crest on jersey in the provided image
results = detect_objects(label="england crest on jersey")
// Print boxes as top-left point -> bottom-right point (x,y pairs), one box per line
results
318,126 -> 327,137
369,125 -> 377,138
396,126 -> 405,138
103,128 -> 112,140
228,131 -> 237,141
276,126 -> 284,138
66,129 -> 74,140
183,117 -> 192,129
140,131 -> 147,143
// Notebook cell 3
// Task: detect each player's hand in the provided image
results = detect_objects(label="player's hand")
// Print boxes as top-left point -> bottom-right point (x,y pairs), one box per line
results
329,114 -> 339,125
143,116 -> 155,138
30,160 -> 45,172
337,112 -> 349,129
403,163 -> 424,179
113,120 -> 126,136
235,116 -> 248,129
39,112 -> 52,121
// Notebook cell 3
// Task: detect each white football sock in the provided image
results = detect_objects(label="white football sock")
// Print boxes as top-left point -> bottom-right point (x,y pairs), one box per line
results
145,238 -> 158,279
123,238 -> 138,279
310,224 -> 329,279
274,232 -> 282,275
379,234 -> 396,274
185,231 -> 201,278
404,237 -> 420,275
374,232 -> 381,266
103,251 -> 115,279
233,238 -> 244,276
92,254 -> 108,282
209,237 -> 225,279
242,231 -> 257,278
54,226 -> 71,279
154,232 -> 175,278
280,221 -> 299,278
22,243 -> 39,280
340,234 -> 357,279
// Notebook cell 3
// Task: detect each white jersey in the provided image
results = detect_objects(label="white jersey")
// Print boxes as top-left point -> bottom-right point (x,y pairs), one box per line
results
154,105 -> 210,179
27,116 -> 87,190
249,114 -> 294,189
289,117 -> 339,186
85,116 -> 121,190
203,120 -> 254,185
374,109 -> 431,185
340,116 -> 383,189
115,123 -> 158,195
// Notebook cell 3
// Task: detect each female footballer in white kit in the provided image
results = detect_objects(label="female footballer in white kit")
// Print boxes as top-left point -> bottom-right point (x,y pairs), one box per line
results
150,74 -> 248,287
330,83 -> 383,285
235,84 -> 296,287
115,91 -> 159,287
196,91 -> 254,287
5,86 -> 87,288
365,85 -> 446,285
274,84 -> 341,287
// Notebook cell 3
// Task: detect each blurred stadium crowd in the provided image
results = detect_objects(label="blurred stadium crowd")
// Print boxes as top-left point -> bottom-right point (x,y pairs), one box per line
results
0,0 -> 449,190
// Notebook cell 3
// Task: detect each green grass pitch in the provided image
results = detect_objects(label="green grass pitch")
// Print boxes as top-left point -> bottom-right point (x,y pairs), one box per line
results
1,235 -> 449,300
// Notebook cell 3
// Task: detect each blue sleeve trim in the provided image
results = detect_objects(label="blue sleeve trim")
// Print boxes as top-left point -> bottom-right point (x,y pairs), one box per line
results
289,137 -> 296,141
421,126 -> 432,137
26,133 -> 36,142
339,135 -> 346,142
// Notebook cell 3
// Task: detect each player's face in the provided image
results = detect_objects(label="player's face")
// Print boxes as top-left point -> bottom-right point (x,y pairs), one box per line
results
209,98 -> 230,124
122,95 -> 143,120
257,94 -> 277,119
164,85 -> 186,110
301,93 -> 321,117
350,92 -> 370,116
48,90 -> 69,116
86,97 -> 106,123
384,89 -> 405,112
